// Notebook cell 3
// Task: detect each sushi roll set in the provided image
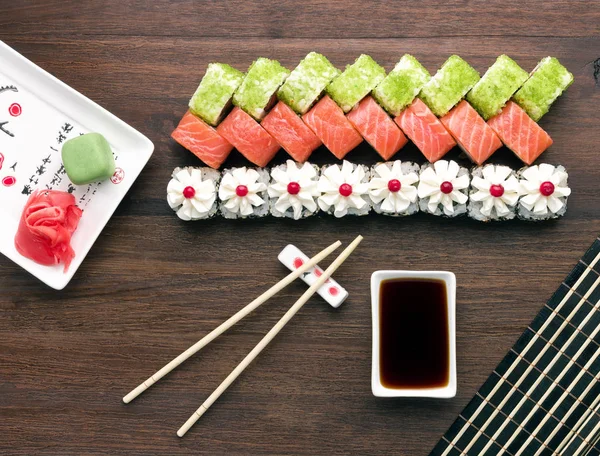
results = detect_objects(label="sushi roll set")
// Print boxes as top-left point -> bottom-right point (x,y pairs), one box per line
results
171,53 -> 573,170
166,160 -> 571,222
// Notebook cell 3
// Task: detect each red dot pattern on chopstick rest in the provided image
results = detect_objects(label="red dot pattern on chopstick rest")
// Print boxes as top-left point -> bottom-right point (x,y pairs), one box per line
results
2,176 -> 16,187
9,103 -> 21,117
313,268 -> 331,283
0,152 -> 4,170
328,287 -> 339,296
293,257 -> 304,269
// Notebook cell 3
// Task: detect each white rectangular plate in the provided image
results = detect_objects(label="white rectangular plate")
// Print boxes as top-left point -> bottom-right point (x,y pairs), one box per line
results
0,41 -> 154,290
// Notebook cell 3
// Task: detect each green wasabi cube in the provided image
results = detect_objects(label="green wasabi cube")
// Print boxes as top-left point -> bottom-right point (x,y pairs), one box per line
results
466,55 -> 529,120
372,54 -> 431,116
233,58 -> 290,121
61,133 -> 115,185
188,63 -> 245,126
419,55 -> 480,117
326,54 -> 386,113
513,56 -> 574,121
277,52 -> 340,115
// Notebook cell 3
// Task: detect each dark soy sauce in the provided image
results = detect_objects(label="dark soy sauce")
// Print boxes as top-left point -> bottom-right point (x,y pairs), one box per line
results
379,278 -> 450,389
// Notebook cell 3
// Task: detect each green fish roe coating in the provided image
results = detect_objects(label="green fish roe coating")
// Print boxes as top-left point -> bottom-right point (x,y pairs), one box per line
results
513,56 -> 574,121
372,54 -> 431,116
419,55 -> 480,117
277,52 -> 341,115
233,58 -> 290,121
326,54 -> 386,113
467,55 -> 529,120
188,63 -> 245,126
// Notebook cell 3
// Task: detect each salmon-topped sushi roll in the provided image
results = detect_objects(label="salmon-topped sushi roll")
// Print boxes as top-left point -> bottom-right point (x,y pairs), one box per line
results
440,100 -> 502,165
302,95 -> 363,160
171,111 -> 234,169
261,102 -> 322,163
394,98 -> 456,163
217,107 -> 281,167
346,96 -> 408,161
487,101 -> 553,165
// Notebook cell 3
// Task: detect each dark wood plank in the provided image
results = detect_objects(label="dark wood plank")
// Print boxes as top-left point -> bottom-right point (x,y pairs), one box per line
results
1,0 -> 599,38
1,2 -> 600,455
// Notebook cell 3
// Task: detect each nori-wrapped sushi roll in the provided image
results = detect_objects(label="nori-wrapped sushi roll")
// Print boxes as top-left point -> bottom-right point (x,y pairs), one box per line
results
188,63 -> 245,126
517,164 -> 571,221
317,160 -> 370,217
326,54 -> 386,113
268,160 -> 320,220
368,161 -> 419,216
233,58 -> 290,121
417,160 -> 470,217
466,55 -> 529,120
277,52 -> 340,115
372,54 -> 431,116
218,166 -> 270,219
513,57 -> 574,121
167,167 -> 220,221
419,55 -> 480,117
468,164 -> 520,222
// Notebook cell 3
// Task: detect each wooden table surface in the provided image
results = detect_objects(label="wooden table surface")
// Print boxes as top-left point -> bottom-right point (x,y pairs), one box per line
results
1,1 -> 599,454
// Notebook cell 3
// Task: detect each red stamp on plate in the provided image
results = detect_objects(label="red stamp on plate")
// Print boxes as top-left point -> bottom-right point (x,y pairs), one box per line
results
8,103 -> 21,117
0,152 -> 4,170
110,167 -> 124,184
2,176 -> 16,187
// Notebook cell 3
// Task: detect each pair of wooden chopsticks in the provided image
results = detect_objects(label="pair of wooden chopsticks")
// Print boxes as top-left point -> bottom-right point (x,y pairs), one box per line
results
123,235 -> 363,437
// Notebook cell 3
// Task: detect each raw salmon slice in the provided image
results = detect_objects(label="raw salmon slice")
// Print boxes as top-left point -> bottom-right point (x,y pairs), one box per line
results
440,100 -> 502,165
261,101 -> 322,162
171,111 -> 233,169
394,98 -> 456,163
217,107 -> 281,167
487,101 -> 553,165
302,95 -> 363,160
346,96 -> 408,160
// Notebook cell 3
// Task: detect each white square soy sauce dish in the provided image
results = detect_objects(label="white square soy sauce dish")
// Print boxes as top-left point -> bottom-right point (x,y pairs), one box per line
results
371,270 -> 456,398
0,41 -> 154,290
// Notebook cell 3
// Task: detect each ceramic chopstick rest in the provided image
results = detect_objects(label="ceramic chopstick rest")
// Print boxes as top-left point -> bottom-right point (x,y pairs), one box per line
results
278,244 -> 348,308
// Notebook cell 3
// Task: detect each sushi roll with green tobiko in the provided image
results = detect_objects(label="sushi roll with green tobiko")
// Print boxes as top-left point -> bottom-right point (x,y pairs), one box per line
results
517,163 -> 571,221
417,160 -> 470,217
233,58 -> 290,121
368,161 -> 420,216
513,57 -> 574,121
372,54 -> 431,116
467,55 -> 529,120
277,52 -> 340,115
188,63 -> 245,126
218,166 -> 270,219
268,160 -> 321,220
167,167 -> 220,221
468,164 -> 520,222
317,161 -> 371,217
326,54 -> 386,113
419,55 -> 480,117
